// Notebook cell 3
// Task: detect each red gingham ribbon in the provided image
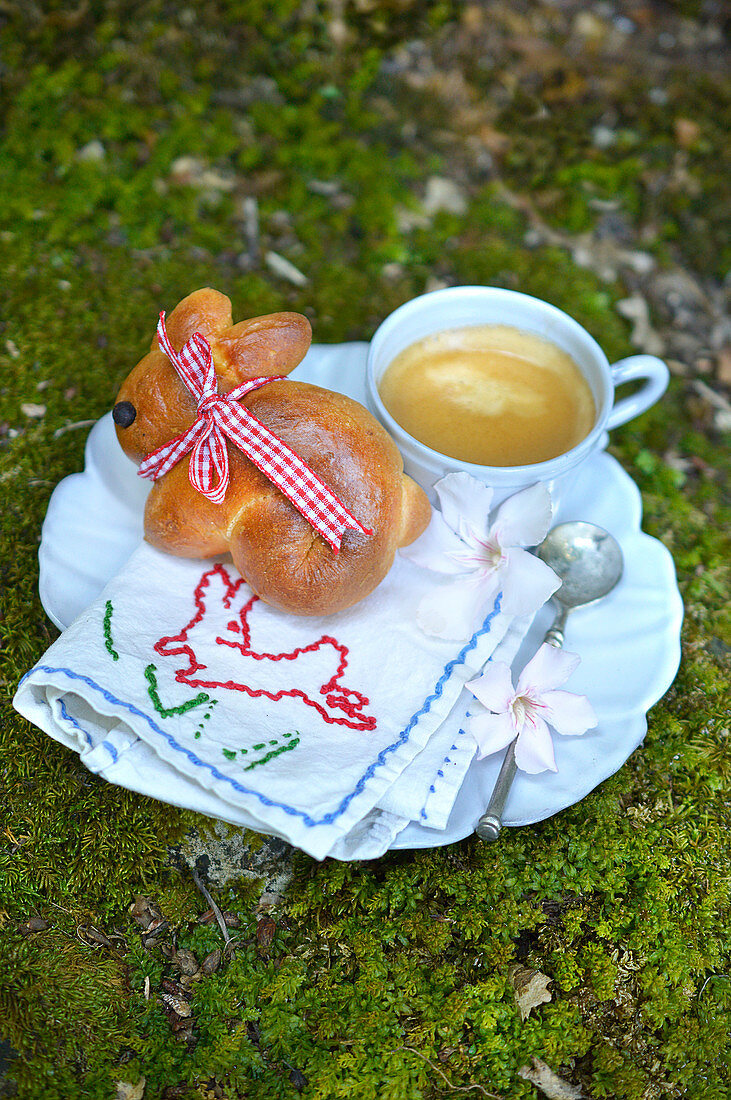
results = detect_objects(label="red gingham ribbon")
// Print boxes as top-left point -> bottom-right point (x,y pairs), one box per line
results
138,313 -> 372,552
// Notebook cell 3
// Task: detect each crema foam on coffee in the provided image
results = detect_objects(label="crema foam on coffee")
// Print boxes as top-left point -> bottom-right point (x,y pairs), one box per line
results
378,324 -> 596,467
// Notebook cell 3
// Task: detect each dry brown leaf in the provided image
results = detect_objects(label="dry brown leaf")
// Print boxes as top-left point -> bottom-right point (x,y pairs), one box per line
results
617,296 -> 665,356
161,992 -> 192,1018
674,117 -> 701,148
129,896 -> 163,930
716,346 -> 731,386
510,965 -> 553,1021
477,125 -> 512,155
173,948 -> 199,976
518,1057 -> 583,1099
24,916 -> 49,932
256,915 -> 276,949
114,1078 -> 146,1100
201,947 -> 222,975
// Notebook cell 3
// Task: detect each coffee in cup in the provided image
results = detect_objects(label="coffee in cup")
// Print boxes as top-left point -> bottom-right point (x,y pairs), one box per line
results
377,324 -> 596,467
365,286 -> 670,509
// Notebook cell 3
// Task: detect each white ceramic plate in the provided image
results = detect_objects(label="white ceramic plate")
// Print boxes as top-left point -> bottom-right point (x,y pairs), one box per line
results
38,343 -> 683,845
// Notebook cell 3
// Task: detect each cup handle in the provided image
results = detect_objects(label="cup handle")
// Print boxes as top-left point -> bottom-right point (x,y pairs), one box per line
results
607,355 -> 670,430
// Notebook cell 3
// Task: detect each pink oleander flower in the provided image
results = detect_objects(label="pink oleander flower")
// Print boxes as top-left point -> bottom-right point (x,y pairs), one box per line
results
401,472 -> 560,639
466,643 -> 597,774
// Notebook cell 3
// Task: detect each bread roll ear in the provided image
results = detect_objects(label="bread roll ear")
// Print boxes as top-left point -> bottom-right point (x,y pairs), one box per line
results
212,312 -> 312,386
156,288 -> 233,351
397,475 -> 433,547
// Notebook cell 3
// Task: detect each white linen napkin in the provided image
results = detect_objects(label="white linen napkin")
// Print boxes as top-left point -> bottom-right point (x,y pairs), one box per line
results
14,542 -> 531,860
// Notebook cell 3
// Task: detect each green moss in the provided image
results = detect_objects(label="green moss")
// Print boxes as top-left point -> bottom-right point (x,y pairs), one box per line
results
0,3 -> 729,1098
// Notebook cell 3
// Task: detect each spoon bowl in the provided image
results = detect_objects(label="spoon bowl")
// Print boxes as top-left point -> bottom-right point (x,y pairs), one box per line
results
538,521 -> 624,610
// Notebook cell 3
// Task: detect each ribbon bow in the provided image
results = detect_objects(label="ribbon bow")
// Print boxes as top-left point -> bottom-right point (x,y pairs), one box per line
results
138,313 -> 372,553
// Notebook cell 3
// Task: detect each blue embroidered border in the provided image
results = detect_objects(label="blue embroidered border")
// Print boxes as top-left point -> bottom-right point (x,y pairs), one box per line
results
59,697 -> 125,762
21,593 -> 501,830
59,698 -> 93,748
421,728 -> 469,821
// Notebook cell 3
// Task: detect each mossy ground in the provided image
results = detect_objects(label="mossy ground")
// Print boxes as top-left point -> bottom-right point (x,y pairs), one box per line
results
1,3 -> 729,1098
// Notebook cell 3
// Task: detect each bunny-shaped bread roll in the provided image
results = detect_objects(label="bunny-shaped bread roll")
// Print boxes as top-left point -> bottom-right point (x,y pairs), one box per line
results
113,288 -> 431,616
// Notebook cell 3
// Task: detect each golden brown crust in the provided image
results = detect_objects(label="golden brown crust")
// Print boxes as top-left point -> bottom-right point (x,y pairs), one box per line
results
113,290 -> 431,615
398,475 -> 434,547
213,313 -> 312,388
143,463 -> 230,559
161,288 -> 233,351
224,383 -> 409,615
114,351 -> 197,463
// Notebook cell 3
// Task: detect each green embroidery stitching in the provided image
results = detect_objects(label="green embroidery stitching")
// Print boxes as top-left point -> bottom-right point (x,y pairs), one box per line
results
145,664 -> 210,718
194,701 -> 217,739
243,737 -> 300,771
103,601 -> 119,661
220,733 -> 300,770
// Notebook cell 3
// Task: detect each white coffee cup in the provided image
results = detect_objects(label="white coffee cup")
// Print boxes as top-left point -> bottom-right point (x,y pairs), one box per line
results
365,285 -> 669,507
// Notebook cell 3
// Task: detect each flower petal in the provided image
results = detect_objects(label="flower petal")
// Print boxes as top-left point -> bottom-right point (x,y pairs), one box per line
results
434,472 -> 494,544
468,710 -> 516,761
498,547 -> 561,615
517,643 -> 580,694
541,689 -> 597,736
400,511 -> 467,574
416,576 -> 493,640
514,715 -> 557,774
466,662 -> 515,713
492,483 -> 553,547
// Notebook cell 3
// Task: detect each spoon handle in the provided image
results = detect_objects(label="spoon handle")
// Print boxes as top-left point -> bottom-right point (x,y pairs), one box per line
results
475,608 -> 567,842
474,741 -> 517,841
543,604 -> 569,649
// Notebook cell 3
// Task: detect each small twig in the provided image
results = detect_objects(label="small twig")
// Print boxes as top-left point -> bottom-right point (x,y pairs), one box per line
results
265,250 -> 308,286
698,972 -> 730,998
390,1046 -> 500,1099
53,418 -> 97,438
336,1038 -> 499,1096
46,899 -> 74,915
693,379 -> 731,412
191,867 -> 232,950
76,924 -> 94,948
242,196 -> 259,263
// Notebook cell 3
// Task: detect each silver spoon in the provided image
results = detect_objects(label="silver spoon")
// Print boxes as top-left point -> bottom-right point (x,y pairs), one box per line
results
475,521 -> 624,842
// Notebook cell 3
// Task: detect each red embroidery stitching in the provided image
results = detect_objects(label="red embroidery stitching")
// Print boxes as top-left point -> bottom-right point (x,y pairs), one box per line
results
154,564 -> 375,732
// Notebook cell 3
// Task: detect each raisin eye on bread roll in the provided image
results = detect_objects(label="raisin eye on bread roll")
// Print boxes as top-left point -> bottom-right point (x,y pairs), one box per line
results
113,288 -> 431,616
